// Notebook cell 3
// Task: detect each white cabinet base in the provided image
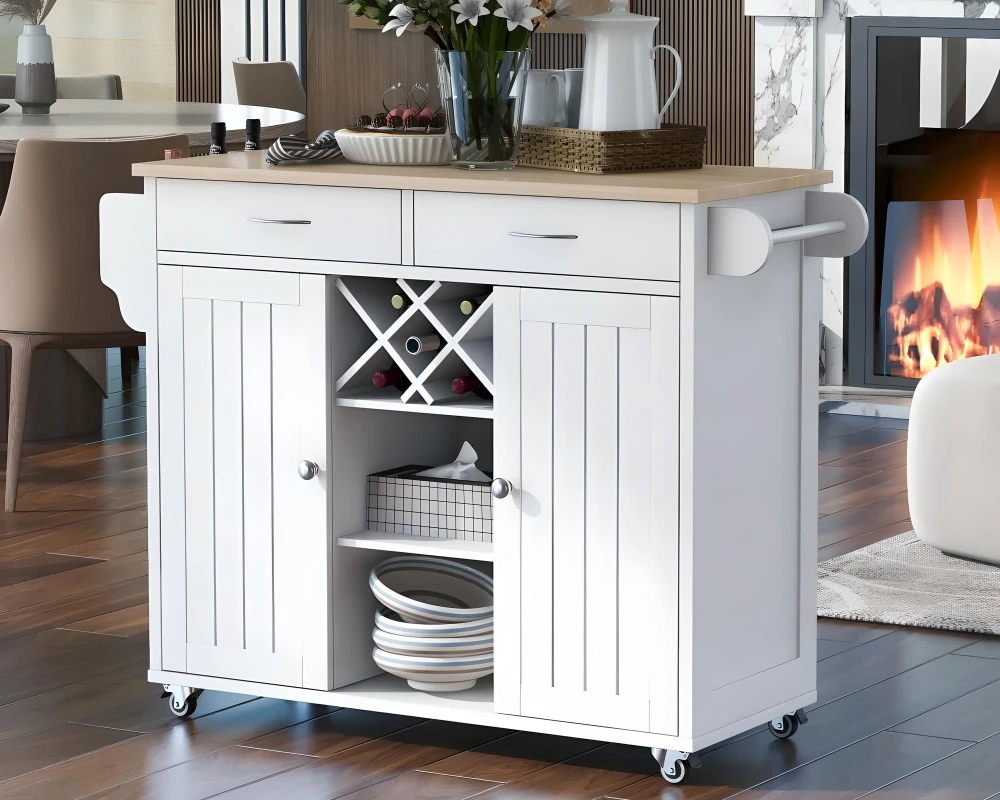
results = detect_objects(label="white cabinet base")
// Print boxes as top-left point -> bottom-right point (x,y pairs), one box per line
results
148,669 -> 815,753
100,161 -> 860,785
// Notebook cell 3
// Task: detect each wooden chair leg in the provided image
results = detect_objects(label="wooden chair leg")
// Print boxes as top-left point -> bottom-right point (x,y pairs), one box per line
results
121,346 -> 140,384
3,334 -> 38,512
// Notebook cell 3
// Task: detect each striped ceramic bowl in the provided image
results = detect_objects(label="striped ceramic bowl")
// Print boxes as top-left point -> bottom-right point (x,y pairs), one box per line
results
372,646 -> 494,692
369,556 -> 493,625
373,625 -> 493,658
374,607 -> 494,639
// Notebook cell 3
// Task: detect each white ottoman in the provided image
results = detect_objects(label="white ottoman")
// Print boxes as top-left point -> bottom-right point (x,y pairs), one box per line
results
909,353 -> 1000,564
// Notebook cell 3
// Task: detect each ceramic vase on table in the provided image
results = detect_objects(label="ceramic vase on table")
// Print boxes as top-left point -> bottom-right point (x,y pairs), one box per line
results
15,25 -> 56,115
435,49 -> 530,170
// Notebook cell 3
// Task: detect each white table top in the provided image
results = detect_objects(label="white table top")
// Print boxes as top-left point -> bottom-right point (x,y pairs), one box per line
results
0,99 -> 305,154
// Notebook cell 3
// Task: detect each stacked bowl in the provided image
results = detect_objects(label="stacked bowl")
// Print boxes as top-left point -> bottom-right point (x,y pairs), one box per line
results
369,555 -> 494,692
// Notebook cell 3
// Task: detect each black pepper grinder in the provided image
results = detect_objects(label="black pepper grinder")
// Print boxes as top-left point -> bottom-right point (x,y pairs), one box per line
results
245,118 -> 261,151
209,122 -> 227,155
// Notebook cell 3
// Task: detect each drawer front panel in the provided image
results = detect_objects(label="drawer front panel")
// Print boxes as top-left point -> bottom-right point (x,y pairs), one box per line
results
157,179 -> 402,264
413,192 -> 679,281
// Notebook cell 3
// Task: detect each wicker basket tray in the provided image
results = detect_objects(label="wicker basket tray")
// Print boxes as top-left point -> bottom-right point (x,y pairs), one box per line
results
516,123 -> 707,174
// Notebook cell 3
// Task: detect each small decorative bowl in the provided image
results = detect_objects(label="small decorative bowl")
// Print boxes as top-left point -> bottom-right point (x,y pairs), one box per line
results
372,646 -> 494,692
335,128 -> 452,166
369,556 -> 493,624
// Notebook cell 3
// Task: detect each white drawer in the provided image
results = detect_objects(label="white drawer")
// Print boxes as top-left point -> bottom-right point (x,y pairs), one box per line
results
157,179 -> 402,264
413,191 -> 679,281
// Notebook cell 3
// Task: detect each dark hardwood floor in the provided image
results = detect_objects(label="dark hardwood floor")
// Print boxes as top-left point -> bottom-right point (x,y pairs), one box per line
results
0,358 -> 995,799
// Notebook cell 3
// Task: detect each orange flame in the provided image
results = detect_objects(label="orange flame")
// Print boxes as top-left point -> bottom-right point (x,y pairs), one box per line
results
887,195 -> 1000,378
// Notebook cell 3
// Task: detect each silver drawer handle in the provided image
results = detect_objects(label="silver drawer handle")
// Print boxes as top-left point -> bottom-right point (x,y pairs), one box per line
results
248,217 -> 312,225
508,231 -> 578,240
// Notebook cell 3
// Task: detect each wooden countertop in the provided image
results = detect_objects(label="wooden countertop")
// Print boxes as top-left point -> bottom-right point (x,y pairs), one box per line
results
134,151 -> 832,204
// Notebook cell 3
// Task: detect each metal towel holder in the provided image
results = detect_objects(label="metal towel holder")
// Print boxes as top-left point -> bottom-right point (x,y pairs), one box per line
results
707,191 -> 869,277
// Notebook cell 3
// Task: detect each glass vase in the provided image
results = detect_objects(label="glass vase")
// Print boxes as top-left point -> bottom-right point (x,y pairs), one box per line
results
435,48 -> 531,170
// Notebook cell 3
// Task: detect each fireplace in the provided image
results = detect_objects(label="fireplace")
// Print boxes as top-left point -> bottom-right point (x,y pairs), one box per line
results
848,17 -> 1000,388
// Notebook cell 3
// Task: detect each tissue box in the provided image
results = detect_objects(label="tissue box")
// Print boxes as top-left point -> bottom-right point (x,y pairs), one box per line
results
367,465 -> 493,543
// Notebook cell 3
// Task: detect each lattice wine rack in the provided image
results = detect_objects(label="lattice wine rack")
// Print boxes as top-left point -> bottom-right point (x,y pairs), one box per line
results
334,277 -> 494,418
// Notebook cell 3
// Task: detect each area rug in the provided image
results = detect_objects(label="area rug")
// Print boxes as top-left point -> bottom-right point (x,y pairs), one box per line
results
818,532 -> 1000,635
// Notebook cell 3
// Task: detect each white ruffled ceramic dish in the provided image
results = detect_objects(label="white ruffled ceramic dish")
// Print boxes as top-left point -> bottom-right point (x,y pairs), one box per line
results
369,556 -> 493,625
372,646 -> 494,692
375,607 -> 493,639
335,128 -> 452,166
373,625 -> 493,658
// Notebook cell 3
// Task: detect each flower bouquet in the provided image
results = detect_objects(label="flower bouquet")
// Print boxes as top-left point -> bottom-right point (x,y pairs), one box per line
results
339,0 -> 568,168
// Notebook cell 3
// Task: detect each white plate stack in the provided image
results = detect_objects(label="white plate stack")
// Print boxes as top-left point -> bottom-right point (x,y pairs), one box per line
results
369,555 -> 494,693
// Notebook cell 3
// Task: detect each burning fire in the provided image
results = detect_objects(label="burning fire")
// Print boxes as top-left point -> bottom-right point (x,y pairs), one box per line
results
886,198 -> 1000,378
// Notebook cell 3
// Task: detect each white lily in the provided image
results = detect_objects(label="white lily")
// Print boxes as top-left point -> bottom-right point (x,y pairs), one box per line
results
494,0 -> 542,31
383,4 -> 415,36
450,0 -> 490,25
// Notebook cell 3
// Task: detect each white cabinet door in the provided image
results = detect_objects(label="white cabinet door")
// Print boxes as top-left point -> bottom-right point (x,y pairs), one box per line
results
158,266 -> 331,689
494,288 -> 679,733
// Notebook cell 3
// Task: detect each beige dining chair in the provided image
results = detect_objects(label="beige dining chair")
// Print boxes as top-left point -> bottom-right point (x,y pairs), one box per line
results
0,74 -> 123,100
56,74 -> 123,100
233,59 -> 306,115
0,135 -> 188,511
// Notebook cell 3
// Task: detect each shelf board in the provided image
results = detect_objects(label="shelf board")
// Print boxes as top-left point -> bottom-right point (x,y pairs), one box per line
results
334,673 -> 495,717
338,530 -> 494,561
335,390 -> 493,419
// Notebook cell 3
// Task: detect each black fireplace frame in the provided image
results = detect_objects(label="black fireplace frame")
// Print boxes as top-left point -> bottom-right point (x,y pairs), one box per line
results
847,16 -> 1000,388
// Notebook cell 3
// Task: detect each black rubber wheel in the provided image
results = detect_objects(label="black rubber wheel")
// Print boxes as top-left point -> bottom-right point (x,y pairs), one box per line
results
661,759 -> 688,785
169,694 -> 198,718
768,714 -> 799,739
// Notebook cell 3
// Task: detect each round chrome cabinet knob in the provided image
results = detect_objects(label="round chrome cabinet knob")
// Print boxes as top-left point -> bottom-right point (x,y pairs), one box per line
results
491,478 -> 512,499
297,460 -> 320,480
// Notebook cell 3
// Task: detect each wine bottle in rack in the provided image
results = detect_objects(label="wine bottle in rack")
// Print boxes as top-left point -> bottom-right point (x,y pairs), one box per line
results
405,334 -> 441,355
373,367 -> 409,390
452,373 -> 491,399
391,294 -> 411,311
459,294 -> 489,315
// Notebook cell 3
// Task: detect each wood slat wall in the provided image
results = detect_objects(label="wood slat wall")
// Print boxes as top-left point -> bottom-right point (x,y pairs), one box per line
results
176,0 -> 222,103
307,1 -> 439,137
532,1 -> 754,165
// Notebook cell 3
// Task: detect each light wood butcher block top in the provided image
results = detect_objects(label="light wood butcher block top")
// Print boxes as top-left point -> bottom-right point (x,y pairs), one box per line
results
134,151 -> 833,204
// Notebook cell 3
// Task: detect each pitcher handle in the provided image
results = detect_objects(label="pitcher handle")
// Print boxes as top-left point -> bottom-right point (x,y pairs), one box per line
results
653,44 -> 683,125
549,72 -> 569,128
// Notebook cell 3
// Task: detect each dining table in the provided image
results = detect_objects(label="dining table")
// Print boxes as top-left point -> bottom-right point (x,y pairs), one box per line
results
0,99 -> 305,443
0,98 -> 304,155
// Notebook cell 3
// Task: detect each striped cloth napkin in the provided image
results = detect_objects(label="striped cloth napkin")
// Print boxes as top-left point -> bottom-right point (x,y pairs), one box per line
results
265,129 -> 343,165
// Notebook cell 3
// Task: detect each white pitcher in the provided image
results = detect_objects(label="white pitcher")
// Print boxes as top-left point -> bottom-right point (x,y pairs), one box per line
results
577,0 -> 683,131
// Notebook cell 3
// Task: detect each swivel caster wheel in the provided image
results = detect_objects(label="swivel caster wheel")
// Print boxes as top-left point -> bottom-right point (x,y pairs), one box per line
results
652,748 -> 700,785
661,758 -> 689,785
169,693 -> 198,718
161,684 -> 202,719
768,708 -> 808,740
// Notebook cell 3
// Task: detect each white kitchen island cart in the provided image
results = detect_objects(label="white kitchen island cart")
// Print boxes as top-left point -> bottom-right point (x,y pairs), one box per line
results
100,155 -> 867,784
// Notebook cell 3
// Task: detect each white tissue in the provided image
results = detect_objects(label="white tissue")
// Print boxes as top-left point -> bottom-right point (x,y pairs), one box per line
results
416,442 -> 491,483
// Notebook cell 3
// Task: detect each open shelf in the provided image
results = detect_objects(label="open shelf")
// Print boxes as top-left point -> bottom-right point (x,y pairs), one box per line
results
333,673 -> 495,716
337,529 -> 494,561
335,390 -> 493,418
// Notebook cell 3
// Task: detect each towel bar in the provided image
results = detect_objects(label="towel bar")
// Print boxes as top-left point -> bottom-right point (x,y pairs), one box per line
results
707,191 -> 868,277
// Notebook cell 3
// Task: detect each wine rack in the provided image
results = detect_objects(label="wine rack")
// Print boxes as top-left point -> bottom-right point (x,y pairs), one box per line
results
334,277 -> 494,418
